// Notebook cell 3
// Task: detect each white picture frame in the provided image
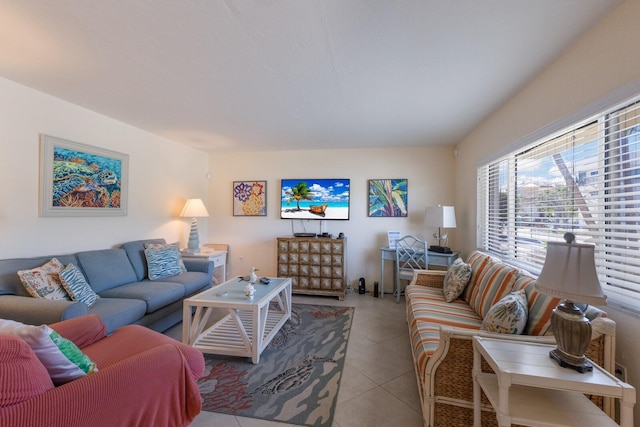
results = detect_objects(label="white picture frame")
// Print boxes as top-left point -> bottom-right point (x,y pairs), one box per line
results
39,134 -> 129,216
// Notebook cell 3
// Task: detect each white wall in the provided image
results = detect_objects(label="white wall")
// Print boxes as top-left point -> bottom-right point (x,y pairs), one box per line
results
0,77 -> 209,258
455,0 -> 640,421
206,146 -> 455,291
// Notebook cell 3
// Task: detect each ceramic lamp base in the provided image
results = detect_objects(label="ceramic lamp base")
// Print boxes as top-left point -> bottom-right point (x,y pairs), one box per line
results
549,300 -> 593,373
187,218 -> 200,253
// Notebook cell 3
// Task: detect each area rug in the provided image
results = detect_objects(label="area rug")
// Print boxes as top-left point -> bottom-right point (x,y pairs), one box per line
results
198,303 -> 354,427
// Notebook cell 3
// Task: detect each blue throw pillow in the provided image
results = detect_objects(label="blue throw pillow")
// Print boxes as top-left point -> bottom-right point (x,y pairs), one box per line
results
58,263 -> 99,307
144,246 -> 183,280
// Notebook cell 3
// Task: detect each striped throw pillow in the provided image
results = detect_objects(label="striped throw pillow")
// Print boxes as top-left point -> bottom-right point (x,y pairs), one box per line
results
58,263 -> 99,307
512,273 -> 562,336
144,246 -> 183,280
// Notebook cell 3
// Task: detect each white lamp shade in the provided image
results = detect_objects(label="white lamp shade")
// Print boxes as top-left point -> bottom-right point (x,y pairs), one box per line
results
180,198 -> 210,218
536,241 -> 607,305
424,205 -> 456,228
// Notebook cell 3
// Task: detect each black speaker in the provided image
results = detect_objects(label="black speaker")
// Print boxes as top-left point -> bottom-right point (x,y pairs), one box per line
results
358,277 -> 366,294
373,281 -> 379,297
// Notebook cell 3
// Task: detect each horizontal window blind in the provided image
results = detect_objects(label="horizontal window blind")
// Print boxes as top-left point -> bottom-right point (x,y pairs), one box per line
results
477,96 -> 640,312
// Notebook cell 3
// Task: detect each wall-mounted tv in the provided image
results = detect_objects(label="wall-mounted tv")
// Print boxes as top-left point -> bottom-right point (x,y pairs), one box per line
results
280,179 -> 350,220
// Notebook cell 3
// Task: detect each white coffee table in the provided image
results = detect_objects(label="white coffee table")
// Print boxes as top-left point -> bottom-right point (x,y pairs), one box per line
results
182,277 -> 292,364
472,336 -> 635,427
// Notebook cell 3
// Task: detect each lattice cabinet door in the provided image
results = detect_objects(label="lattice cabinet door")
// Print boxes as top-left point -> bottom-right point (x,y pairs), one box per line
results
277,237 -> 346,300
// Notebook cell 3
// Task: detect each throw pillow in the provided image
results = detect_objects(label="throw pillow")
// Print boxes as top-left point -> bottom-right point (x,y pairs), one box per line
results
144,242 -> 187,273
482,290 -> 528,334
0,335 -> 55,408
17,258 -> 70,301
0,319 -> 98,385
144,246 -> 183,280
442,259 -> 472,302
58,263 -> 100,308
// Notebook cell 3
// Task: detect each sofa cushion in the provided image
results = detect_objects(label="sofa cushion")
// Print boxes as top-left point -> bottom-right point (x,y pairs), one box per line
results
482,290 -> 528,334
59,263 -> 99,307
17,258 -> 70,301
461,251 -> 495,301
87,298 -> 147,334
161,271 -> 212,296
0,255 -> 80,297
406,285 -> 482,366
0,319 -> 97,385
466,261 -> 520,318
144,246 -> 183,280
513,274 -> 561,336
98,281 -> 185,313
77,249 -> 138,293
442,258 -> 472,302
121,238 -> 167,281
0,335 -> 54,408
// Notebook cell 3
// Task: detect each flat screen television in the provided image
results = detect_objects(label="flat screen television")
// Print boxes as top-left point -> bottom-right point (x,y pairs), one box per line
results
280,179 -> 350,220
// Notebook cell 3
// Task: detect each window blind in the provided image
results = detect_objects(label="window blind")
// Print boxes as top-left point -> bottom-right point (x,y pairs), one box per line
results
477,96 -> 640,312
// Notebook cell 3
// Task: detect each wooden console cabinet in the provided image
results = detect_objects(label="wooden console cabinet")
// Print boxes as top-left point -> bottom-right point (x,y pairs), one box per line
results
277,237 -> 346,300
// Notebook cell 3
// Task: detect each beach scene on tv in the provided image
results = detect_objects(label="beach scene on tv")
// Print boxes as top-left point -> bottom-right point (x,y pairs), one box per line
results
281,179 -> 350,220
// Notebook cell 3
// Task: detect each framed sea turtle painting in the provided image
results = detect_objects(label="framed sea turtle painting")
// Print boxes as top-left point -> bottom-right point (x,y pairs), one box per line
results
39,134 -> 129,216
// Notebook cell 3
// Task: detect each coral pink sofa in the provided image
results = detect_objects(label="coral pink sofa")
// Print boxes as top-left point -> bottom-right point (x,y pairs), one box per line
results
0,314 -> 205,426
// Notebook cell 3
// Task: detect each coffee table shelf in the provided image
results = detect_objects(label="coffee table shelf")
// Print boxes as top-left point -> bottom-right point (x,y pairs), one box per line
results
193,308 -> 287,355
183,277 -> 292,364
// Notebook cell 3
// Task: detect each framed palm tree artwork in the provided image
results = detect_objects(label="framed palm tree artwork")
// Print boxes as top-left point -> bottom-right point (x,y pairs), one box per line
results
368,179 -> 408,217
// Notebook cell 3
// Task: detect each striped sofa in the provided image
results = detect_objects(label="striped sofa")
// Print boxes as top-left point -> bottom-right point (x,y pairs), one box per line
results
406,250 -> 616,427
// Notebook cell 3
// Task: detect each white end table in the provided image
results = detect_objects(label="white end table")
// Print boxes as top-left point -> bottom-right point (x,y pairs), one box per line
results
472,336 -> 635,427
181,247 -> 227,284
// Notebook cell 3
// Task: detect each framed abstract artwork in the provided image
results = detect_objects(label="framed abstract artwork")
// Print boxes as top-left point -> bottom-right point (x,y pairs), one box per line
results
39,134 -> 129,216
368,179 -> 408,217
233,181 -> 267,216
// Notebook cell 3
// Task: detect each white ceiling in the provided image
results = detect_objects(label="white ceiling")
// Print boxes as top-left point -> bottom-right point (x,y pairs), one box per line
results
0,0 -> 621,153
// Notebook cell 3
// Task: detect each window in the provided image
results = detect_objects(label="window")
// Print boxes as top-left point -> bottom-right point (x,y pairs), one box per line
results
478,96 -> 640,312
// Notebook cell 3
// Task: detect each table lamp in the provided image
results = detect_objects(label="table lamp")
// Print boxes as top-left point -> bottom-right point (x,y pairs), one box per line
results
535,232 -> 607,373
180,198 -> 209,253
424,205 -> 456,253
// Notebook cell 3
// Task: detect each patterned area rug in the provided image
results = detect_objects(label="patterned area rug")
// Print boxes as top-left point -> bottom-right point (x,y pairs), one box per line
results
198,303 -> 354,427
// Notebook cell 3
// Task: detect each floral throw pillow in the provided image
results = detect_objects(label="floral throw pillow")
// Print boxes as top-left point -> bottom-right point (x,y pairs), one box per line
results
482,290 -> 528,334
0,318 -> 98,385
17,258 -> 70,301
442,259 -> 472,302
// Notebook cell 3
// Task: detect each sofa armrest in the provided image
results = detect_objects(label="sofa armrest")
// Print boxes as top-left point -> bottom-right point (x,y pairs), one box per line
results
182,258 -> 213,275
0,295 -> 88,325
0,343 -> 203,427
49,315 -> 107,348
409,270 -> 446,288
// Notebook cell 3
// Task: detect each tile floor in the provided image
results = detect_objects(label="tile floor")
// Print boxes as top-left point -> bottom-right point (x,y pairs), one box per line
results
165,290 -> 423,427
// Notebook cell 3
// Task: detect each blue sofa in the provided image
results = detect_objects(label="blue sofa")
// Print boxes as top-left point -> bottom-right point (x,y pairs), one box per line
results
0,239 -> 213,333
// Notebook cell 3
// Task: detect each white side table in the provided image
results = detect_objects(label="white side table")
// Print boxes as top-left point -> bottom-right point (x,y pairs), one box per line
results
181,247 -> 227,284
472,336 -> 635,427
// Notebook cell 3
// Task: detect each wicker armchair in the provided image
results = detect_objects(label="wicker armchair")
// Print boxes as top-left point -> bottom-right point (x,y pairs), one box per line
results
407,268 -> 616,427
